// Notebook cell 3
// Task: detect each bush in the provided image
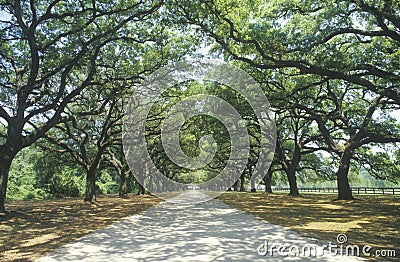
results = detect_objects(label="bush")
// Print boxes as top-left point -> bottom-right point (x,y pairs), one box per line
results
46,171 -> 82,198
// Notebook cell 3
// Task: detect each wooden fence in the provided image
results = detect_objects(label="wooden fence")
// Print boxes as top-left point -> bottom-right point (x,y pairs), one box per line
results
272,187 -> 400,195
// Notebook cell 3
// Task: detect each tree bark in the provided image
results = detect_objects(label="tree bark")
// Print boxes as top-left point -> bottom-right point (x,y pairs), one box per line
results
138,183 -> 145,195
287,168 -> 299,196
276,137 -> 300,197
336,148 -> 354,200
286,142 -> 301,196
264,169 -> 273,194
84,168 -> 96,202
233,180 -> 239,191
239,173 -> 245,192
0,154 -> 13,213
119,170 -> 130,197
250,177 -> 256,192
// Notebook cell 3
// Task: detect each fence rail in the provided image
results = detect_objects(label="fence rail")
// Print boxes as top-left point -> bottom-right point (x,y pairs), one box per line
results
272,187 -> 400,195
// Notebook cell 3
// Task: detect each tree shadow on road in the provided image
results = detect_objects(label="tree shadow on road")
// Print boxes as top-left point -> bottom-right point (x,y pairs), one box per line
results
0,194 -> 161,261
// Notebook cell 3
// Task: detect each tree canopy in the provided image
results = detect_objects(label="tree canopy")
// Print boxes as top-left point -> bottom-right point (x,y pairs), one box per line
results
1,0 -> 399,210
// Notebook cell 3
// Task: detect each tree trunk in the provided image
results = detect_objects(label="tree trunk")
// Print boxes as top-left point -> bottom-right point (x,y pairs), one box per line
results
137,183 -> 145,195
0,155 -> 13,213
138,161 -> 146,195
239,173 -> 245,192
287,169 -> 299,196
264,169 -> 273,194
336,149 -> 354,200
233,180 -> 238,191
84,168 -> 96,202
119,170 -> 130,197
287,141 -> 301,196
250,177 -> 256,192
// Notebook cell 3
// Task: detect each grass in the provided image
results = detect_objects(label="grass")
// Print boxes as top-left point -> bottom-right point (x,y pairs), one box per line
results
218,192 -> 400,261
1,192 -> 398,261
0,194 -> 161,261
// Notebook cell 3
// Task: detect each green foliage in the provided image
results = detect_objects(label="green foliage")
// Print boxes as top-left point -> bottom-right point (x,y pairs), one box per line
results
174,171 -> 210,184
45,170 -> 83,198
145,79 -> 262,184
96,170 -> 120,194
7,144 -> 125,200
3,0 -> 400,203
7,148 -> 49,201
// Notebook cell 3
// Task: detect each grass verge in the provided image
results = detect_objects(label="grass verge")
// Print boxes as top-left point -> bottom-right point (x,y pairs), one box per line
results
218,192 -> 400,261
0,194 -> 161,261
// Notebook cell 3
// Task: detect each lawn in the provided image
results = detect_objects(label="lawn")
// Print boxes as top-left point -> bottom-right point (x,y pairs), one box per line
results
0,194 -> 161,261
218,192 -> 400,261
